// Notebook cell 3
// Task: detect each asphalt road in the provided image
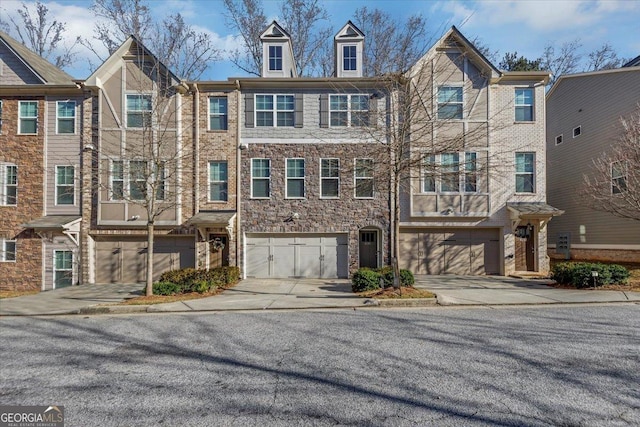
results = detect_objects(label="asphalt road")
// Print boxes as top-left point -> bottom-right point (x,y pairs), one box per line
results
1,305 -> 639,426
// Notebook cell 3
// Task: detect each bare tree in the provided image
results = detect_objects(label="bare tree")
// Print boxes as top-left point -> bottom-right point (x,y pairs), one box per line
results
84,0 -> 220,80
581,105 -> 640,222
542,39 -> 582,86
585,43 -> 626,71
222,0 -> 266,76
0,0 -> 78,69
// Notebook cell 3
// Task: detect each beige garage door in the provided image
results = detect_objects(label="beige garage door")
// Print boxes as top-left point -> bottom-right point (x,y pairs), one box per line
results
400,229 -> 500,275
95,236 -> 195,283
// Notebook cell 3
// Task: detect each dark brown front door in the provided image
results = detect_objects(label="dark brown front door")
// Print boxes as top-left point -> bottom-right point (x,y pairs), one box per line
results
359,230 -> 378,269
209,234 -> 229,268
515,226 -> 535,271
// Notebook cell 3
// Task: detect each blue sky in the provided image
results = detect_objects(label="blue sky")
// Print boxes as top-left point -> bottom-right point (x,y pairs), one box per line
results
2,0 -> 639,80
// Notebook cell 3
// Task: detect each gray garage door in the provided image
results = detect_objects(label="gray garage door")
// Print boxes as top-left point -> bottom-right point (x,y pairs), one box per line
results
95,236 -> 195,283
400,229 -> 500,275
245,234 -> 348,279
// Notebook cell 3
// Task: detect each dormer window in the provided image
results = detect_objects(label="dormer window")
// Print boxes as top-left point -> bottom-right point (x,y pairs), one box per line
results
269,46 -> 282,71
343,46 -> 357,71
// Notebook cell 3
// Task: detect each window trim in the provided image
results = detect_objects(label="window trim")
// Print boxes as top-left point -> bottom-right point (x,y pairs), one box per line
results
251,158 -> 271,199
611,161 -> 627,195
515,88 -> 534,122
573,126 -> 582,138
515,152 -> 536,194
437,85 -> 463,120
55,165 -> 76,206
285,158 -> 305,199
268,45 -> 283,71
56,100 -> 76,134
125,93 -> 153,128
354,158 -> 374,199
421,152 -> 481,194
1,239 -> 16,262
255,94 -> 295,127
53,250 -> 74,288
320,158 -> 340,199
343,45 -> 357,71
208,160 -> 228,202
555,134 -> 563,145
0,163 -> 18,206
109,160 -> 165,201
208,96 -> 228,131
18,100 -> 38,134
329,94 -> 369,127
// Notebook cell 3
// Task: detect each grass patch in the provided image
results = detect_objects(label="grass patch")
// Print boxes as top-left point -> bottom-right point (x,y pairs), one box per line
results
358,286 -> 435,299
550,260 -> 640,291
0,290 -> 40,299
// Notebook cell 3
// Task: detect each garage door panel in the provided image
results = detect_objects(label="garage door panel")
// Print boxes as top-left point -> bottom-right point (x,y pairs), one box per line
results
423,238 -> 444,275
399,233 -> 421,274
298,246 -> 321,277
246,245 -> 270,278
273,245 -> 295,277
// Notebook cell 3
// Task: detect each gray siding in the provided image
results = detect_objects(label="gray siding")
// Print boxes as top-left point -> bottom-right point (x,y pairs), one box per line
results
546,68 -> 640,247
0,43 -> 42,84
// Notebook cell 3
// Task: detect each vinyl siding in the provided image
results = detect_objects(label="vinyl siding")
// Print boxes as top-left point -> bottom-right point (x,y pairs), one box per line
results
0,43 -> 42,84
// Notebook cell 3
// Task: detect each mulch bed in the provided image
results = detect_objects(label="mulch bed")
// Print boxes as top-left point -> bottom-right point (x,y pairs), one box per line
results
358,286 -> 435,299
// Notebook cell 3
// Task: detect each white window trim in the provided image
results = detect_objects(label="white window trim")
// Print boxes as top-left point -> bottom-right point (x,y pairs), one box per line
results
329,94 -> 369,128
255,94 -> 295,127
1,239 -> 16,262
285,158 -> 305,199
421,152 -> 481,194
343,45 -> 357,71
109,159 -> 165,201
515,152 -> 536,194
555,134 -> 563,145
354,158 -> 374,199
573,125 -> 582,138
110,160 -> 124,201
208,160 -> 228,202
53,250 -> 74,288
320,158 -> 340,199
208,96 -> 228,131
0,163 -> 18,206
56,100 -> 76,134
437,85 -> 464,120
251,158 -> 271,199
18,100 -> 38,135
515,88 -> 535,122
55,165 -> 76,206
611,160 -> 627,195
268,45 -> 283,71
125,93 -> 153,129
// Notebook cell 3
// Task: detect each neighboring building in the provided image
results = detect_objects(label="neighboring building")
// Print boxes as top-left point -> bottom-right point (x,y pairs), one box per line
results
0,30 -> 84,291
399,27 -> 561,276
238,21 -> 391,279
546,64 -> 640,262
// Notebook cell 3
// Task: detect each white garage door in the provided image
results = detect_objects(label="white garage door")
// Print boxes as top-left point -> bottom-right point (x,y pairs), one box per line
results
245,234 -> 348,279
400,229 -> 500,275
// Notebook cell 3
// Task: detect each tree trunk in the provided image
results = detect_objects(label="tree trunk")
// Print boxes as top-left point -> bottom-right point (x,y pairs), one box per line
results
146,221 -> 154,296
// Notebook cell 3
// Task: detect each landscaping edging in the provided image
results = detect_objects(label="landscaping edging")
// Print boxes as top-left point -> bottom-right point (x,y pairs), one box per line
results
369,297 -> 438,307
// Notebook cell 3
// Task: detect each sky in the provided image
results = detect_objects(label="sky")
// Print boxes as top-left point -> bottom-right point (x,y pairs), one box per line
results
1,0 -> 639,80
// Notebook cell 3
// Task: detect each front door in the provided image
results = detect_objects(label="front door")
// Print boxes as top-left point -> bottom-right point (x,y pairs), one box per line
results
359,230 -> 378,269
209,234 -> 229,268
515,226 -> 536,271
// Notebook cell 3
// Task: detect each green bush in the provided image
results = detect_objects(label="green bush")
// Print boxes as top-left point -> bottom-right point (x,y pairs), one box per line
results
352,269 -> 382,292
551,262 -> 629,288
153,281 -> 182,296
399,269 -> 415,286
156,266 -> 242,294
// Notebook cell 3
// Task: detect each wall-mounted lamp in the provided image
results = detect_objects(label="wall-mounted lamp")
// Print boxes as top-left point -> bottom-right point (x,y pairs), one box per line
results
83,144 -> 95,151
284,212 -> 300,223
239,142 -> 248,150
128,215 -> 140,221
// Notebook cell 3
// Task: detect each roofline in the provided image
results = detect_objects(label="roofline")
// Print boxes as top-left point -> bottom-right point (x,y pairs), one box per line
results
229,76 -> 390,89
546,65 -> 640,99
0,85 -> 83,95
495,71 -> 551,84
449,26 -> 502,77
334,20 -> 365,40
0,36 -> 47,84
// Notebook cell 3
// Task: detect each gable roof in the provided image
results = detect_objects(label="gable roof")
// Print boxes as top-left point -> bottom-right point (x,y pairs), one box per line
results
260,21 -> 292,40
0,30 -> 75,84
623,55 -> 640,67
334,21 -> 365,41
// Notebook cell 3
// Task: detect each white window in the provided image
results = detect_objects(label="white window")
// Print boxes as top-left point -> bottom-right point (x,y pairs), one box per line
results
55,165 -> 75,205
0,163 -> 18,205
515,88 -> 534,121
422,155 -> 436,192
54,250 -> 73,287
464,152 -> 477,192
209,97 -> 228,130
256,95 -> 294,127
269,45 -> 282,71
251,158 -> 270,198
573,126 -> 581,138
286,158 -> 305,198
19,101 -> 38,134
422,152 -> 479,193
209,161 -> 228,201
110,160 -> 165,201
515,152 -> 535,193
440,153 -> 460,192
57,101 -> 76,134
129,160 -> 147,200
555,135 -> 563,145
1,239 -> 16,262
437,86 -> 463,119
126,94 -> 152,128
355,158 -> 374,198
320,158 -> 339,198
111,161 -> 124,200
343,45 -> 357,71
329,94 -> 369,127
611,161 -> 627,194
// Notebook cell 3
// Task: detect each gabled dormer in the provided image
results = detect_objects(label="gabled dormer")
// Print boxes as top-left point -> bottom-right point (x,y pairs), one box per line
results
260,21 -> 297,78
334,21 -> 364,78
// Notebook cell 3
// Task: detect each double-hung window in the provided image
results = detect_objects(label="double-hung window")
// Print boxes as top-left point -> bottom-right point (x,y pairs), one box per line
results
1,239 -> 16,262
209,97 -> 228,130
440,153 -> 460,192
330,94 -> 369,127
437,86 -> 463,119
355,158 -> 374,198
515,89 -> 534,121
320,158 -> 339,198
126,94 -> 152,128
611,161 -> 627,194
422,152 -> 479,193
19,101 -> 38,134
111,161 -> 124,200
464,153 -> 477,192
111,160 -> 165,201
256,95 -> 294,127
57,101 -> 76,134
423,155 -> 436,192
56,166 -> 75,205
0,164 -> 18,205
343,45 -> 357,71
209,161 -> 228,201
286,158 -> 305,198
269,45 -> 282,71
54,250 -> 73,287
515,153 -> 535,193
251,159 -> 270,198
129,160 -> 147,200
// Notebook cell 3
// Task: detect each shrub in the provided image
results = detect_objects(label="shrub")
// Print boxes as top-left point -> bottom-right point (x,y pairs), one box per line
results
352,269 -> 382,292
399,269 -> 415,286
551,262 -> 629,288
155,266 -> 242,295
153,281 -> 182,296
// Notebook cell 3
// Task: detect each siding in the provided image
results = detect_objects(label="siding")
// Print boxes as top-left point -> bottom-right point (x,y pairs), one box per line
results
0,43 -> 42,84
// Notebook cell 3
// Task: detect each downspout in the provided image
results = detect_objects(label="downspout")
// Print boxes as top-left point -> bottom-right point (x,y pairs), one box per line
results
193,83 -> 200,214
235,80 -> 242,278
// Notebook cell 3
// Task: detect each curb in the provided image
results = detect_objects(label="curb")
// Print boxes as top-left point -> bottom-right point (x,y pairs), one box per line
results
79,305 -> 151,315
370,298 -> 438,307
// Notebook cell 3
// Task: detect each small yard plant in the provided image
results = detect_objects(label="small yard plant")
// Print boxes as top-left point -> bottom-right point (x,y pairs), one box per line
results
351,267 -> 415,293
551,262 -> 629,288
153,266 -> 241,295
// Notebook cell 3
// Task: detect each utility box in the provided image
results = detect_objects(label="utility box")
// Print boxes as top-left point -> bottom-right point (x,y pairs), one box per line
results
557,233 -> 571,260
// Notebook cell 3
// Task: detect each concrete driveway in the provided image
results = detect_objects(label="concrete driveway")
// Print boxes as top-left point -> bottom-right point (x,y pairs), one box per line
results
414,275 -> 640,305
